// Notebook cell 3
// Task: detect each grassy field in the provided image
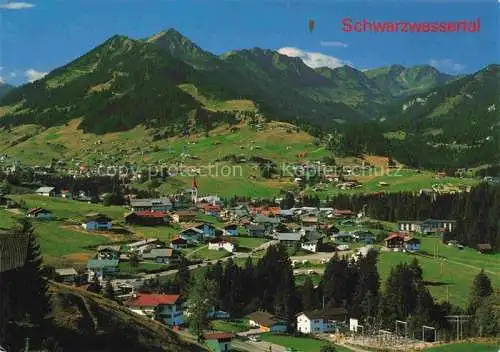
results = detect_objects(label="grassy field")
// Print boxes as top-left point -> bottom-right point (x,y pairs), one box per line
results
423,342 -> 499,351
209,319 -> 250,333
259,333 -> 353,352
377,237 -> 500,307
0,119 -> 479,198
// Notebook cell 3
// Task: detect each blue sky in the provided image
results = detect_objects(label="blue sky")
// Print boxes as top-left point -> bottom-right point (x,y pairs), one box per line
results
1,0 -> 498,85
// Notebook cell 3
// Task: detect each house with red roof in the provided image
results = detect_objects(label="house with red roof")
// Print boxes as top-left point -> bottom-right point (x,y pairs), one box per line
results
384,232 -> 405,250
170,237 -> 188,250
124,211 -> 168,226
125,293 -> 184,326
204,332 -> 233,352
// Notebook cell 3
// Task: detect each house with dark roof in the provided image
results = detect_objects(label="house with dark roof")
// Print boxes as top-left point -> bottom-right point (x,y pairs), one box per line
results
96,245 -> 120,260
208,237 -> 236,253
192,222 -> 217,238
125,211 -> 168,226
26,207 -> 53,219
82,213 -> 112,231
223,224 -> 238,236
477,243 -> 493,254
170,237 -> 188,250
246,224 -> 267,237
404,237 -> 421,252
276,232 -> 302,247
247,311 -> 287,333
179,227 -> 204,243
142,248 -> 173,264
125,293 -> 184,326
296,308 -> 349,334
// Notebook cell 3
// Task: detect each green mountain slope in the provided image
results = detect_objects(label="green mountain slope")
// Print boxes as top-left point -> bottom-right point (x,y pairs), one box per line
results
0,83 -> 12,98
376,64 -> 500,168
365,64 -> 456,97
44,282 -> 200,352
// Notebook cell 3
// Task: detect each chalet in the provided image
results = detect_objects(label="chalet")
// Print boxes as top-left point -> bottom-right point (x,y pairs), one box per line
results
26,208 -> 53,219
208,237 -> 236,253
296,308 -> 349,334
250,206 -> 281,217
192,222 -> 217,238
130,198 -> 172,212
246,224 -> 267,237
204,332 -> 233,352
55,268 -> 78,284
142,248 -> 173,264
198,203 -> 221,217
300,215 -> 318,226
254,214 -> 280,231
301,230 -> 324,253
179,228 -> 204,243
87,258 -> 119,282
477,243 -> 493,254
34,186 -> 55,197
276,232 -> 302,247
223,224 -> 238,236
247,311 -> 287,333
352,230 -> 375,244
96,245 -> 120,260
279,209 -> 295,221
385,233 -> 405,250
171,210 -> 198,223
82,213 -> 112,231
125,211 -> 167,226
170,237 -> 188,250
397,219 -> 456,233
404,237 -> 421,252
126,293 -> 184,326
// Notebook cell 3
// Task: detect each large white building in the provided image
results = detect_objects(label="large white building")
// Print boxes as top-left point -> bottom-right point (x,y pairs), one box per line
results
296,308 -> 348,334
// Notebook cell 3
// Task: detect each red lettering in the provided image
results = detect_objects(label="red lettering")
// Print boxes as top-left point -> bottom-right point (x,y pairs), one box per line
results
342,18 -> 353,32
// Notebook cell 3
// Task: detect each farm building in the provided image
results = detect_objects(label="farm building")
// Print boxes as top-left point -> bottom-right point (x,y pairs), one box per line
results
247,311 -> 287,333
82,213 -> 112,231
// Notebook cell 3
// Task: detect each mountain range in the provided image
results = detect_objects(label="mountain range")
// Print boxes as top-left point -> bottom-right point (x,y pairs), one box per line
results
0,28 -> 497,168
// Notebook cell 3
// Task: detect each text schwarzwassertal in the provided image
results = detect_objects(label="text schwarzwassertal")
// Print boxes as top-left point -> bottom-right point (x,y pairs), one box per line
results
342,18 -> 481,33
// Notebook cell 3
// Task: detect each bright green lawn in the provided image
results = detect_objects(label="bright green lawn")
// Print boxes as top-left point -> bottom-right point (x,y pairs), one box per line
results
10,195 -> 126,220
259,334 -> 353,352
188,246 -> 231,261
210,319 -> 249,333
424,342 -> 499,351
234,237 -> 268,250
377,239 -> 500,308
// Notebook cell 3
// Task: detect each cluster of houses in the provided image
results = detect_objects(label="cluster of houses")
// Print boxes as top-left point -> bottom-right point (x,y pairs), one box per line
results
119,289 -> 351,352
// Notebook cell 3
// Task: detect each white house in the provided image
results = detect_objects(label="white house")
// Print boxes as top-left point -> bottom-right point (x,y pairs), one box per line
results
34,186 -> 55,197
82,213 -> 112,231
296,308 -> 348,334
126,293 -> 184,326
208,238 -> 236,253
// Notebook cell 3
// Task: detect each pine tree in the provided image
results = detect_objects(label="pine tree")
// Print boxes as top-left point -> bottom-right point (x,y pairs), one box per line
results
468,269 -> 493,313
186,270 -> 217,342
103,279 -> 115,300
10,219 -> 49,326
474,296 -> 498,337
174,257 -> 191,296
301,276 -> 316,311
129,252 -> 139,268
